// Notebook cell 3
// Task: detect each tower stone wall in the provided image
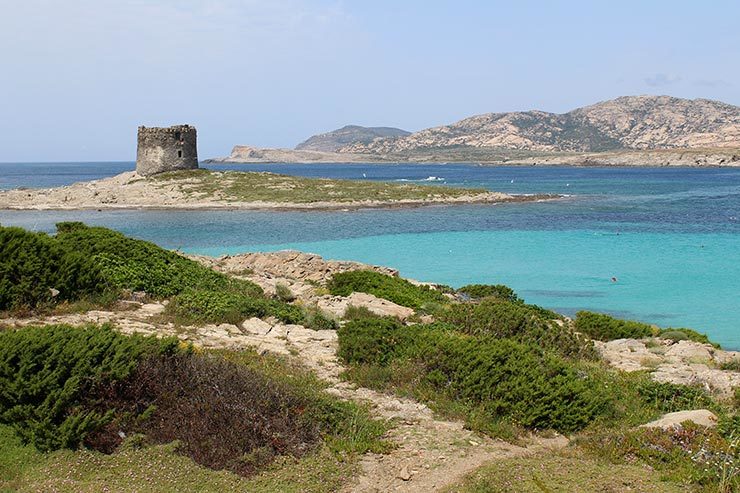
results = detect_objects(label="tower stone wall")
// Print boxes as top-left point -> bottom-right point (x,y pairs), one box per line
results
136,125 -> 198,176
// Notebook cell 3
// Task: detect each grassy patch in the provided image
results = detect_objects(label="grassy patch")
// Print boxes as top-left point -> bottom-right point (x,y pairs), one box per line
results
0,426 -> 359,493
152,169 -> 492,204
576,423 -> 738,492
443,450 -> 696,493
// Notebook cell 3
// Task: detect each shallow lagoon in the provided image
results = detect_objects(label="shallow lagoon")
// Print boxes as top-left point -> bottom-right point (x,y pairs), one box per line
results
1,162 -> 738,348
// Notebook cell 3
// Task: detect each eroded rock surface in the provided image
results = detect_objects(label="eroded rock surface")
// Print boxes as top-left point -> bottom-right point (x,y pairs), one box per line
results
595,338 -> 740,398
641,409 -> 719,429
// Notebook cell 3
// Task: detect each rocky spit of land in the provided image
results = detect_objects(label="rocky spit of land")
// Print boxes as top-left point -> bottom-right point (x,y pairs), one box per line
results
0,170 -> 545,211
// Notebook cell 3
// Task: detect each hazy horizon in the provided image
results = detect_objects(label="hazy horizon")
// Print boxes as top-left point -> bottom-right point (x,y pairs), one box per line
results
2,0 -> 739,162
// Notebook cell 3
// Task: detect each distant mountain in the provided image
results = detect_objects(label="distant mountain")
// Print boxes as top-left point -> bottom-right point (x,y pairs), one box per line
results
338,96 -> 740,154
295,125 -> 411,152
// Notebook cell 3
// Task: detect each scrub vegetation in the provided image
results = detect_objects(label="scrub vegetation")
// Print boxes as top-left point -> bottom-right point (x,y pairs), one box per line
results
0,224 -> 736,492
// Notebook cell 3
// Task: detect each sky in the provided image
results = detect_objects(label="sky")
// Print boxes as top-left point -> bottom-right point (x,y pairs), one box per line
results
1,0 -> 739,162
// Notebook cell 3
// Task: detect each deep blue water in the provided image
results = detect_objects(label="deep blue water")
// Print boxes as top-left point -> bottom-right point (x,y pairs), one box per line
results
1,161 -> 738,349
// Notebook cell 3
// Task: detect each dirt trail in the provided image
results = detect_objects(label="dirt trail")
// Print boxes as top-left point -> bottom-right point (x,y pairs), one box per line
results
2,303 -> 567,493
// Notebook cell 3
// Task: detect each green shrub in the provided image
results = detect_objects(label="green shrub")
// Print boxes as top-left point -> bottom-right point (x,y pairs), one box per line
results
574,311 -> 655,341
0,226 -> 106,310
343,305 -> 384,321
457,284 -> 520,302
338,319 -> 608,433
0,325 -> 388,479
659,328 -> 719,347
636,381 -> 713,413
274,283 -> 296,302
167,289 -> 304,326
327,270 -> 448,310
0,324 -> 180,451
54,222 -> 263,299
300,305 -> 338,331
439,298 -> 595,359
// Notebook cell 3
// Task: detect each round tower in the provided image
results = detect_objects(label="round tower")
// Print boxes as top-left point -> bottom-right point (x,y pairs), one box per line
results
136,124 -> 199,176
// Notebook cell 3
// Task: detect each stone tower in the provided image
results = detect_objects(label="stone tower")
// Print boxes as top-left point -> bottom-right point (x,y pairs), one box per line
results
136,124 -> 199,176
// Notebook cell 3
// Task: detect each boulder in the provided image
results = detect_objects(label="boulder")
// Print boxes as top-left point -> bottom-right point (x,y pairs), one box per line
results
317,292 -> 415,320
641,409 -> 718,429
664,340 -> 714,362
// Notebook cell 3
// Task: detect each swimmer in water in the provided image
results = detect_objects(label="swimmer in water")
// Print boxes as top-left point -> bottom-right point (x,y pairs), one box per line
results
611,277 -> 618,282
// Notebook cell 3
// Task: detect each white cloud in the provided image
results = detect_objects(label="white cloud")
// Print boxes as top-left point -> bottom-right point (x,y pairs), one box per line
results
644,73 -> 682,87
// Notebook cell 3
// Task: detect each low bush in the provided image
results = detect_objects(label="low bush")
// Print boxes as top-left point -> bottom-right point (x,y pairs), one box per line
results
55,222 -> 263,299
574,311 -> 655,341
87,353 -> 324,476
0,325 -> 387,479
327,270 -> 448,310
0,223 -> 266,313
338,318 -> 608,433
300,304 -> 338,331
659,328 -> 719,347
166,289 -> 304,326
274,283 -> 296,302
457,284 -> 520,302
636,380 -> 714,413
343,305 -> 384,321
166,290 -> 337,329
0,324 -> 180,451
0,226 -> 106,311
438,298 -> 595,359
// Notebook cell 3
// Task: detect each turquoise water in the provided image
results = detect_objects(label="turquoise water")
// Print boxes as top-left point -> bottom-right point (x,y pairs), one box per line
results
0,162 -> 738,348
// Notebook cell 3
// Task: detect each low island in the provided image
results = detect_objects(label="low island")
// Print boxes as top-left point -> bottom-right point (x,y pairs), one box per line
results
0,169 -> 549,211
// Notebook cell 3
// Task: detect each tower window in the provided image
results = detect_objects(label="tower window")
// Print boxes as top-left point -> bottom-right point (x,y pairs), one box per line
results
177,150 -> 183,158
175,132 -> 181,140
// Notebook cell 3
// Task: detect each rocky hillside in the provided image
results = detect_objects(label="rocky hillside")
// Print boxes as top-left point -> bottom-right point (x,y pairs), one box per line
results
339,96 -> 740,154
296,125 -> 410,152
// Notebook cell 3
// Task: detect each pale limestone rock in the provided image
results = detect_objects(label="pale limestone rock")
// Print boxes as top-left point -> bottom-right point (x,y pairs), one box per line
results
317,292 -> 415,321
664,340 -> 714,362
641,409 -> 718,429
595,337 -> 740,399
240,317 -> 273,336
652,363 -> 740,397
594,339 -> 662,372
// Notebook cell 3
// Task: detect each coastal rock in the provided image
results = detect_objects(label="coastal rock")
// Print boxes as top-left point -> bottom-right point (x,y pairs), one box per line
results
317,292 -> 415,321
641,409 -> 718,429
595,338 -> 740,399
191,250 -> 398,283
593,339 -> 663,372
651,363 -> 740,397
664,340 -> 714,362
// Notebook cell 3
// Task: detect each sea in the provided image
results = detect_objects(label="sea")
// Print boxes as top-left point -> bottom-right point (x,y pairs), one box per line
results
1,161 -> 738,350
